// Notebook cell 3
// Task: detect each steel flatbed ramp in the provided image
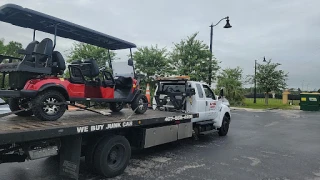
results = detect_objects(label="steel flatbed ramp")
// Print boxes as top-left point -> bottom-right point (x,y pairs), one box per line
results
0,109 -> 194,145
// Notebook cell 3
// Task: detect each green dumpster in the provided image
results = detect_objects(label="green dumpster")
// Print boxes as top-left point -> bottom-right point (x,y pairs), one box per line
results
300,93 -> 320,111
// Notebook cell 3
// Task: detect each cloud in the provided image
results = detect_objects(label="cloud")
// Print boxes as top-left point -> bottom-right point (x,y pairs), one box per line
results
0,0 -> 319,89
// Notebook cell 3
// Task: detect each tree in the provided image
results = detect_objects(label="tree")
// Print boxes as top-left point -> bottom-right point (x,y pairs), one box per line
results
0,39 -> 23,89
133,45 -> 172,91
4,41 -> 23,58
0,39 -> 5,55
0,39 -> 23,60
67,43 -> 116,67
170,33 -> 219,84
298,88 -> 302,93
249,59 -> 288,105
216,67 -> 244,105
65,43 -> 116,78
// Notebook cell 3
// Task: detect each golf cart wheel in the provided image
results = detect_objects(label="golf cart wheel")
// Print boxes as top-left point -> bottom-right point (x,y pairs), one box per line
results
8,98 -> 33,116
218,114 -> 230,136
93,135 -> 131,178
131,94 -> 148,114
110,102 -> 124,112
32,90 -> 66,121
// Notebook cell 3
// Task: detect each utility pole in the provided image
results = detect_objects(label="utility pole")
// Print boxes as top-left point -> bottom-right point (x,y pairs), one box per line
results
208,16 -> 232,86
254,60 -> 257,103
209,24 -> 213,86
254,57 -> 266,103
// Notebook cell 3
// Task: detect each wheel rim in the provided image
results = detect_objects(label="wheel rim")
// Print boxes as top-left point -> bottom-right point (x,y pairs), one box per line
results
43,97 -> 60,116
18,98 -> 30,109
116,102 -> 123,109
138,98 -> 147,111
107,144 -> 125,169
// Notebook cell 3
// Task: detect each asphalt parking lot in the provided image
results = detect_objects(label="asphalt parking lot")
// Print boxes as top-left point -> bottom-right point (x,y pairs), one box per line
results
0,109 -> 319,180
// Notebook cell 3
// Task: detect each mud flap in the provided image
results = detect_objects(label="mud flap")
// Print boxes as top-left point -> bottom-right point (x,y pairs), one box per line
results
59,135 -> 82,180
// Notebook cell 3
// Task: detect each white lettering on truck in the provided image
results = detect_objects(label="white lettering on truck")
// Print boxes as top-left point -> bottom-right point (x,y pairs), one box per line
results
165,114 -> 193,121
90,124 -> 104,132
75,121 -> 132,133
122,121 -> 133,127
106,123 -> 121,129
77,126 -> 88,133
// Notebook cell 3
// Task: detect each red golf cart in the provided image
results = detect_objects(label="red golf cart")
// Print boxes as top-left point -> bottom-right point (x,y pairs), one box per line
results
0,4 -> 148,121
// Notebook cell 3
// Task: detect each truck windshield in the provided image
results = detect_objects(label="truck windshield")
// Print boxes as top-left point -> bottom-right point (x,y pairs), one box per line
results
159,83 -> 186,93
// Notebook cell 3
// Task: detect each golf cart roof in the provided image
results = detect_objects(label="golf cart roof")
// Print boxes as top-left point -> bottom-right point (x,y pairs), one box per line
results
0,4 -> 136,50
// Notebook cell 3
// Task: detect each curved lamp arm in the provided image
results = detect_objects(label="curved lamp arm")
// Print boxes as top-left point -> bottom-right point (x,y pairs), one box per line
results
211,16 -> 229,27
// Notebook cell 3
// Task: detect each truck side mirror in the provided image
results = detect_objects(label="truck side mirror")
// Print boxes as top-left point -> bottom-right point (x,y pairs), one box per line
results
186,87 -> 196,96
128,59 -> 134,66
219,88 -> 224,98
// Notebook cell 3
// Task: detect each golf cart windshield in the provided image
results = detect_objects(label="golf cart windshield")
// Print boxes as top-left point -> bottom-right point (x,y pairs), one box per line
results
112,61 -> 134,78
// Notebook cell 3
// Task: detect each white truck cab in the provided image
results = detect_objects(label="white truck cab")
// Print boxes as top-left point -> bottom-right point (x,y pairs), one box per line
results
152,76 -> 231,136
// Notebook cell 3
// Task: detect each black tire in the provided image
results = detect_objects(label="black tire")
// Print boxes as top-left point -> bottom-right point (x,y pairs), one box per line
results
110,102 -> 124,112
8,98 -> 33,117
131,94 -> 148,114
218,114 -> 230,136
31,90 -> 66,121
93,135 -> 131,178
85,135 -> 106,173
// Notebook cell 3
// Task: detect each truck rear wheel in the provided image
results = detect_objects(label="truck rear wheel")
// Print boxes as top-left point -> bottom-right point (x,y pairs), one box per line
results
110,102 -> 124,112
32,90 -> 66,121
8,98 -> 33,117
218,114 -> 230,136
93,135 -> 131,178
131,94 -> 148,114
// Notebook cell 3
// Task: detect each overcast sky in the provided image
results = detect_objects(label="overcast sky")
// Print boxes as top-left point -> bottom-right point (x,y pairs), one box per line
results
0,0 -> 319,90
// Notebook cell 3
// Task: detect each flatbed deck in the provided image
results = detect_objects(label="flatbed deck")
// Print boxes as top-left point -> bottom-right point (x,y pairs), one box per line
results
0,109 -> 195,145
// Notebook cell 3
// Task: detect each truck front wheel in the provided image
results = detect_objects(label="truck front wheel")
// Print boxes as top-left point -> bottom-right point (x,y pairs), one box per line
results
93,135 -> 131,178
31,90 -> 66,121
218,114 -> 230,136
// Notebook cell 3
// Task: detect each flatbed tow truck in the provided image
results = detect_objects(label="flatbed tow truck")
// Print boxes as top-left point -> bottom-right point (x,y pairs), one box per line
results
0,3 -> 231,180
0,76 -> 231,179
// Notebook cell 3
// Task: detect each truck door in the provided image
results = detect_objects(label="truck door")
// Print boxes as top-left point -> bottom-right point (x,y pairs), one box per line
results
194,83 -> 206,121
202,85 -> 219,120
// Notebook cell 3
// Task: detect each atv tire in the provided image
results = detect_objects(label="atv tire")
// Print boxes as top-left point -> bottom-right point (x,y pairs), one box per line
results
32,90 -> 66,121
131,94 -> 148,114
110,102 -> 124,112
8,98 -> 33,117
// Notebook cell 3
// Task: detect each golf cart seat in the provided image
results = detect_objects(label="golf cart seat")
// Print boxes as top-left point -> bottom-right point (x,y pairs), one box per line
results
2,38 -> 53,74
21,40 -> 39,63
51,51 -> 66,75
69,60 -> 84,83
82,59 -> 99,78
33,38 -> 54,67
0,40 -> 39,72
114,76 -> 133,88
68,59 -> 101,85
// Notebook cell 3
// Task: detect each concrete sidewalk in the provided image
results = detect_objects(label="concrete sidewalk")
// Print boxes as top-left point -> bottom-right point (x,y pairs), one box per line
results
230,106 -> 300,111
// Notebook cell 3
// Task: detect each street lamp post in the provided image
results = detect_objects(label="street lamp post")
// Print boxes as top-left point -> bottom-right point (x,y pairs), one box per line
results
208,16 -> 232,86
253,56 -> 267,103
